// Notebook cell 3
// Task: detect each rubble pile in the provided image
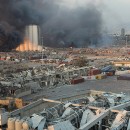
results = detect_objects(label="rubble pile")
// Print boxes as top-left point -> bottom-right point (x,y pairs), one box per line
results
5,91 -> 130,130
1,47 -> 130,113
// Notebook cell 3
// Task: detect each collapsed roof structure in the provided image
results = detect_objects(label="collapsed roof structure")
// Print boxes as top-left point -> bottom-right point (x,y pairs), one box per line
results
0,90 -> 130,130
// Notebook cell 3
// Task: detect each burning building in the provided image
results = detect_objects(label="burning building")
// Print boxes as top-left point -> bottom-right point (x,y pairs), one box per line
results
16,25 -> 42,51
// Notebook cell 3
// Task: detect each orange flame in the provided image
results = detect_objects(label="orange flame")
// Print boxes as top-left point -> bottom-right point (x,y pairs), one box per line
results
16,38 -> 42,51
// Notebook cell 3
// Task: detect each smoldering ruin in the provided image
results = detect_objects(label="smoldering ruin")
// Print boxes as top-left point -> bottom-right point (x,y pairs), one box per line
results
0,0 -> 103,51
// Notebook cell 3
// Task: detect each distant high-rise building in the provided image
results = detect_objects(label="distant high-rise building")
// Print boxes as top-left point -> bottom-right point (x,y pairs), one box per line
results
121,28 -> 125,37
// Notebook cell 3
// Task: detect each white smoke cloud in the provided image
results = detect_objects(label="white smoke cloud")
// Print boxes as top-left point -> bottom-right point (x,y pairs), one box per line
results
56,0 -> 103,9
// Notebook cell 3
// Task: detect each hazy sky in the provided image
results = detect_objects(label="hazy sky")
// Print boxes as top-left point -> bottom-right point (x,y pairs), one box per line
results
60,0 -> 130,34
103,0 -> 130,34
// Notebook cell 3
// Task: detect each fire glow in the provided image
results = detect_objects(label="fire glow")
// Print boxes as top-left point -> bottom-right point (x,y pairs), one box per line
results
16,38 -> 42,51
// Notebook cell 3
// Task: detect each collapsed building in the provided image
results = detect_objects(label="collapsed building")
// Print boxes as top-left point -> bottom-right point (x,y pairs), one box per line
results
0,47 -> 130,130
1,90 -> 130,130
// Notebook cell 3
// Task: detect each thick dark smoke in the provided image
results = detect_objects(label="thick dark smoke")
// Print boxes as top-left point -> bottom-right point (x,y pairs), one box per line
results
42,1 -> 103,47
0,0 -> 103,51
0,0 -> 44,51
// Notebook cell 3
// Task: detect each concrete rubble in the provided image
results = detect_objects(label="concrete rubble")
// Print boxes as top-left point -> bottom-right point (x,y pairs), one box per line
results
1,48 -> 130,101
1,47 -> 130,129
1,91 -> 129,130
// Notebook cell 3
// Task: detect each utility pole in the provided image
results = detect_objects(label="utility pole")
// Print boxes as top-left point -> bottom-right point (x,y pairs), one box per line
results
41,37 -> 44,66
126,35 -> 128,48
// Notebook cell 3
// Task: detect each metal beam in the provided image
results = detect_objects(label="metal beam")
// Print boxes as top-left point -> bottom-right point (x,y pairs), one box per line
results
43,98 -> 82,107
42,99 -> 130,130
79,110 -> 110,130
79,101 -> 130,130
111,101 -> 130,110
127,118 -> 130,130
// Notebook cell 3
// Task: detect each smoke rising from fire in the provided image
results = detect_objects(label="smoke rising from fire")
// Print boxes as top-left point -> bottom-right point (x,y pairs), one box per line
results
0,0 -> 103,51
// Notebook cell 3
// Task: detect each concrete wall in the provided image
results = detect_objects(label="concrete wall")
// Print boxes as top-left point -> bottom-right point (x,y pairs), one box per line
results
15,87 -> 31,98
10,99 -> 57,118
9,90 -> 107,119
10,91 -> 91,118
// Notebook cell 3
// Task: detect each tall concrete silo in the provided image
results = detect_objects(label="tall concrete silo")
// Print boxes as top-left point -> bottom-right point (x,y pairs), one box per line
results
25,25 -> 41,51
16,25 -> 42,51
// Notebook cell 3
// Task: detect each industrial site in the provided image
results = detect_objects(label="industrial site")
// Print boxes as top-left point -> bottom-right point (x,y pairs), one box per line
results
1,0 -> 130,130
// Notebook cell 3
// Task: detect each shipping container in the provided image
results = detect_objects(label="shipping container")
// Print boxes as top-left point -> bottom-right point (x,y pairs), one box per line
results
96,74 -> 107,80
83,76 -> 96,80
115,70 -> 130,76
117,74 -> 130,80
105,72 -> 115,76
102,68 -> 115,76
101,65 -> 112,72
88,69 -> 101,76
71,77 -> 84,84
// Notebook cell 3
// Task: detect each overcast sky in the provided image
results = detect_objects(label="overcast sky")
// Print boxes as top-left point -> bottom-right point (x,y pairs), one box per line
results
60,0 -> 130,34
103,0 -> 130,34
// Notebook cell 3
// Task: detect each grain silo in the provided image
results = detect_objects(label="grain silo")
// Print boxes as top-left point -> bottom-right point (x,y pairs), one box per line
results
25,25 -> 41,51
16,25 -> 42,51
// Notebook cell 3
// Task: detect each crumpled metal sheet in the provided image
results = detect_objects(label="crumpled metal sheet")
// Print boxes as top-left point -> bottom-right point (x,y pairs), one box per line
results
31,114 -> 45,129
111,110 -> 127,129
80,109 -> 95,127
49,120 -> 75,130
38,118 -> 46,130
87,96 -> 95,102
64,102 -> 72,108
62,107 -> 74,118
107,98 -> 115,107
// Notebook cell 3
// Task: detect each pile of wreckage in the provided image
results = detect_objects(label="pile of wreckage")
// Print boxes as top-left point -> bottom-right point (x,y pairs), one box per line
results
4,91 -> 130,130
84,48 -> 126,56
0,64 -> 117,99
0,76 -> 32,98
1,62 -> 130,99
0,65 -> 90,96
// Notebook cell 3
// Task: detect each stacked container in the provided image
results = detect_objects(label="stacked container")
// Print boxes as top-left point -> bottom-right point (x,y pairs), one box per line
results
71,77 -> 84,84
88,69 -> 101,76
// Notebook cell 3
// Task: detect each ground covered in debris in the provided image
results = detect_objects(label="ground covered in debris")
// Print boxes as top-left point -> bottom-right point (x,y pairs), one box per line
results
23,76 -> 130,101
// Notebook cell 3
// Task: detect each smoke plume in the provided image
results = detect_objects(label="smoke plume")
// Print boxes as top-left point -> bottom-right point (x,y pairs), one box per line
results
0,0 -> 103,51
0,0 -> 44,51
42,0 -> 103,47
